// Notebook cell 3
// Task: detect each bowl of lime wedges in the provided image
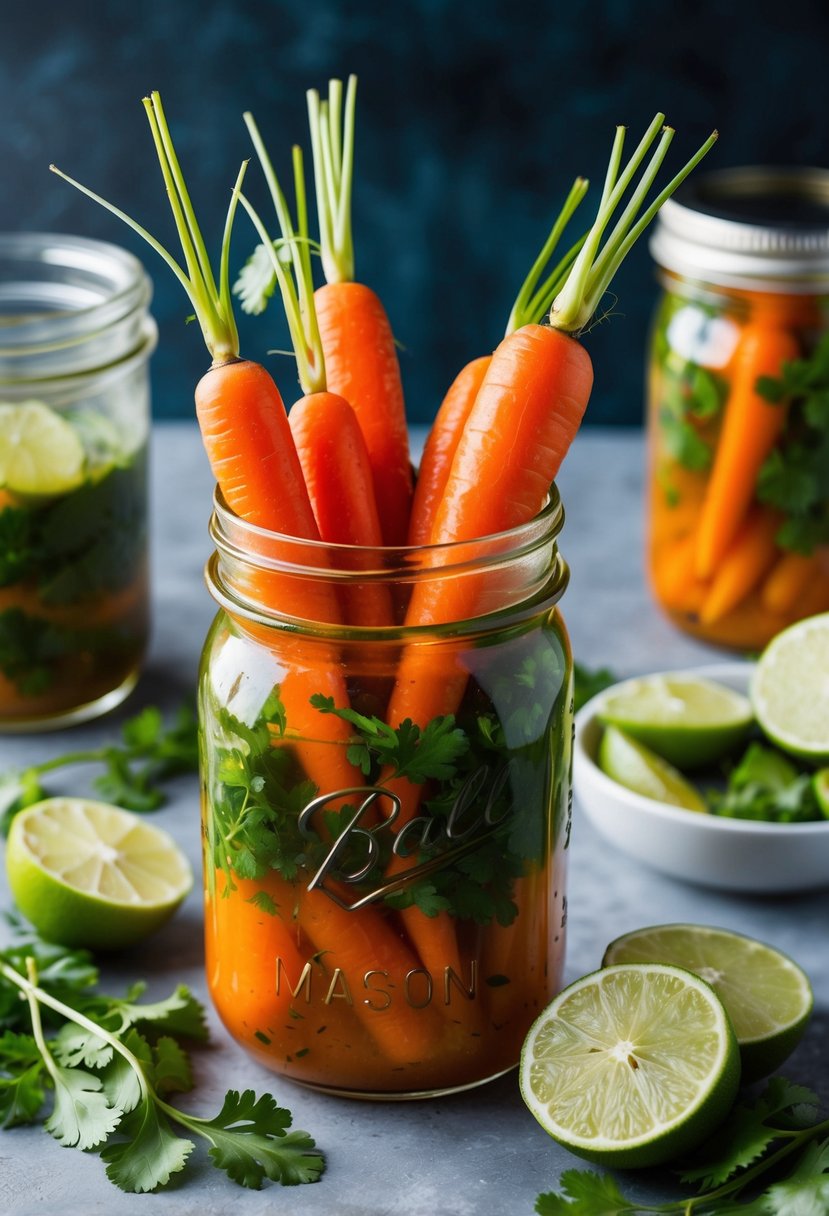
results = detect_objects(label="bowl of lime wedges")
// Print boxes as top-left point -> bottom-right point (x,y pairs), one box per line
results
573,618 -> 829,892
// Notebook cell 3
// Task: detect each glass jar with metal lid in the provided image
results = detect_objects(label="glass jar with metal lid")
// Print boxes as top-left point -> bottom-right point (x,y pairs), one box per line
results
646,167 -> 829,650
0,233 -> 156,730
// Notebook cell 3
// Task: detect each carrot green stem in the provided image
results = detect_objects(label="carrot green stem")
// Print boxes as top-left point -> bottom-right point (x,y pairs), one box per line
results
506,177 -> 589,334
550,115 -> 717,333
50,92 -> 241,363
237,144 -> 326,396
307,75 -> 357,284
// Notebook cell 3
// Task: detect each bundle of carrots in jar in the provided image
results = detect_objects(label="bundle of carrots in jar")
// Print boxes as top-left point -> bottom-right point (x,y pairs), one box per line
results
52,80 -> 716,1097
648,285 -> 829,651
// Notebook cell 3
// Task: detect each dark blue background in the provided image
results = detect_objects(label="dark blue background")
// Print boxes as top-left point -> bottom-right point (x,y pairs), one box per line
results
3,0 -> 827,425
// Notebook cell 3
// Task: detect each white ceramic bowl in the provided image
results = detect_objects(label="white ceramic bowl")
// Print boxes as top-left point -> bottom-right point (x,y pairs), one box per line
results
573,661 -> 829,893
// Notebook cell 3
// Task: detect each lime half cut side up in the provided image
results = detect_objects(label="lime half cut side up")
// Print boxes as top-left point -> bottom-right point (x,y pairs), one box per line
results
597,674 -> 753,769
0,400 -> 85,497
751,613 -> 829,761
598,725 -> 708,812
519,963 -> 740,1168
603,924 -> 814,1083
5,798 -> 193,951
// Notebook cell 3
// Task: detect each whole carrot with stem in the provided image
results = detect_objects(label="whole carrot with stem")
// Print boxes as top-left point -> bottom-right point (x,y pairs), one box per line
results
238,131 -> 393,628
49,92 -> 367,844
380,114 -> 718,979
306,76 -> 413,546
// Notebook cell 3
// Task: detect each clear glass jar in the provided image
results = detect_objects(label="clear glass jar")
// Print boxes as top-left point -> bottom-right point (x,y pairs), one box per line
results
0,233 -> 156,729
647,169 -> 829,650
200,490 -> 572,1099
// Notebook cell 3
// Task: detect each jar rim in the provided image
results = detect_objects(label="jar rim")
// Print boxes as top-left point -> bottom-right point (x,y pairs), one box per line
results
206,487 -> 568,637
0,232 -> 153,368
209,484 -> 565,571
650,166 -> 829,291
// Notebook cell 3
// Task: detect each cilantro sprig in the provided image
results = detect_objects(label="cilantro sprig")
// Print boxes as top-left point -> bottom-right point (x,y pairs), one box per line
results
0,936 -> 323,1194
0,702 -> 199,831
755,332 -> 829,554
536,1078 -> 829,1214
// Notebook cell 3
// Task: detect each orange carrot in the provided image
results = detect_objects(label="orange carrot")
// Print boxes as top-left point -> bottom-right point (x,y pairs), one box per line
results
699,507 -> 781,625
289,391 -> 394,627
306,78 -> 413,546
694,324 -> 800,580
650,532 -> 710,615
408,357 -> 492,546
761,549 -> 822,616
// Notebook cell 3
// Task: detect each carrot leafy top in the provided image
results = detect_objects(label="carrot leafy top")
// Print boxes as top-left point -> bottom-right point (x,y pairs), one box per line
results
50,92 -> 243,365
236,122 -> 326,396
508,115 -> 717,337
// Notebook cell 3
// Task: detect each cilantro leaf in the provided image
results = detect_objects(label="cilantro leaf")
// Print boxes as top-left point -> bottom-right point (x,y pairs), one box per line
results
0,1031 -> 46,1127
150,1035 -> 193,1097
178,1089 -> 324,1189
46,1063 -> 123,1150
234,241 -> 283,315
761,1137 -> 829,1215
573,663 -> 618,713
310,694 -> 468,782
101,1100 -> 193,1193
536,1168 -> 635,1213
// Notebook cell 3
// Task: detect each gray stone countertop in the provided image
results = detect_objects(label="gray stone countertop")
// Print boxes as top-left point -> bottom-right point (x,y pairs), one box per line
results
0,423 -> 826,1216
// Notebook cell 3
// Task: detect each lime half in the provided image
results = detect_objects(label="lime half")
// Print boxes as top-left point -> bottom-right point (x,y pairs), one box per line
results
751,614 -> 829,761
598,674 -> 753,769
0,400 -> 85,497
598,725 -> 708,812
520,963 -> 740,1168
603,924 -> 813,1083
5,798 -> 192,950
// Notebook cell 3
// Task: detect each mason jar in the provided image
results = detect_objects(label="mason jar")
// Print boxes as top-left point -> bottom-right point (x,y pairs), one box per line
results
199,489 -> 572,1098
647,168 -> 829,650
0,233 -> 156,730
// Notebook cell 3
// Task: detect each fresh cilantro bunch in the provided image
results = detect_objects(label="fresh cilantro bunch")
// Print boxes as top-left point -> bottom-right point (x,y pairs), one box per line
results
709,742 -> 822,824
0,933 -> 323,1194
535,1077 -> 829,1214
0,702 -> 199,831
756,332 -> 829,553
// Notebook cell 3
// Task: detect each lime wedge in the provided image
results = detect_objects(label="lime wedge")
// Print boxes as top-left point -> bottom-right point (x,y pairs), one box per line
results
598,674 -> 753,769
0,400 -> 85,497
814,768 -> 829,818
5,798 -> 192,950
603,924 -> 813,1083
598,725 -> 708,812
751,614 -> 829,761
519,963 -> 740,1167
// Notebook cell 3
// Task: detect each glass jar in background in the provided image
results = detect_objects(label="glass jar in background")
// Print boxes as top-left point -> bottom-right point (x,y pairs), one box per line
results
647,169 -> 829,650
200,490 -> 572,1098
0,233 -> 156,730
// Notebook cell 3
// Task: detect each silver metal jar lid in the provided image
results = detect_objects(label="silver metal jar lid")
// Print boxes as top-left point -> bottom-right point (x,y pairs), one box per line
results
649,166 -> 829,292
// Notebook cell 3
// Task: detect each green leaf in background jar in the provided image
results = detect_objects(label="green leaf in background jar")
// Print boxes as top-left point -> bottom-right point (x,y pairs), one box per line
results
660,408 -> 712,472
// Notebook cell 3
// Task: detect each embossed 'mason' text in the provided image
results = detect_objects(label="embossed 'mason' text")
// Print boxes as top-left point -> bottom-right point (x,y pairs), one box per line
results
276,957 -> 478,1009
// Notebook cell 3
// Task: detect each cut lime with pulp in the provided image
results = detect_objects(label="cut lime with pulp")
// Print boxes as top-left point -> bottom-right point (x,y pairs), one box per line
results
5,798 -> 192,950
0,400 -> 85,497
751,614 -> 829,761
597,674 -> 753,769
603,924 -> 813,1083
598,725 -> 708,812
519,963 -> 740,1168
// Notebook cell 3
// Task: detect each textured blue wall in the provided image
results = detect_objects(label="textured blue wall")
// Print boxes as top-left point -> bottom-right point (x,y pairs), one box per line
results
2,0 -> 828,425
